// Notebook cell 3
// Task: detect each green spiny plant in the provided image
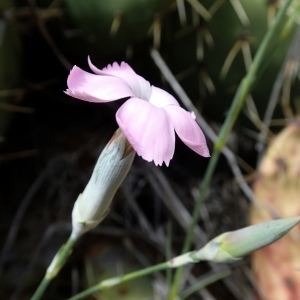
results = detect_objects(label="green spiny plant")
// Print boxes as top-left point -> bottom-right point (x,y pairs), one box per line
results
64,0 -> 175,57
164,0 -> 300,124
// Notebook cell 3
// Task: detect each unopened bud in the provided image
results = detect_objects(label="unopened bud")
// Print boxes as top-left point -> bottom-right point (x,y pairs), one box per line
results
72,129 -> 135,237
195,217 -> 300,263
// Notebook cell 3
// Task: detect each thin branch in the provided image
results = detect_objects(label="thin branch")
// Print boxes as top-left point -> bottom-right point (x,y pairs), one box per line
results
150,48 -> 255,203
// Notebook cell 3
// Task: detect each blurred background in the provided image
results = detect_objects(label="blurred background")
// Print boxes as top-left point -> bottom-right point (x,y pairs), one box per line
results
0,0 -> 300,299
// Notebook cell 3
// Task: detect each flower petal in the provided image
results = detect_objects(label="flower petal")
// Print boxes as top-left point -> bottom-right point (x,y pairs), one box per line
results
88,57 -> 136,76
88,57 -> 151,101
149,86 -> 179,107
116,98 -> 175,166
149,86 -> 180,108
65,66 -> 134,102
164,106 -> 210,157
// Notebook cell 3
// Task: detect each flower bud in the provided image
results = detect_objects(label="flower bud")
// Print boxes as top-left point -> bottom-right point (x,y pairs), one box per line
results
194,217 -> 300,263
72,129 -> 135,237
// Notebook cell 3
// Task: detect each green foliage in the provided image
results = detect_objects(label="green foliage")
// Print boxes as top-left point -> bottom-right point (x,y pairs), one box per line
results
65,0 -> 174,55
167,0 -> 298,123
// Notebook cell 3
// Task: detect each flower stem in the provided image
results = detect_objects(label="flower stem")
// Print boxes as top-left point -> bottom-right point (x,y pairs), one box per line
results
68,261 -> 170,300
67,262 -> 231,300
31,233 -> 78,300
30,277 -> 51,300
168,0 -> 294,298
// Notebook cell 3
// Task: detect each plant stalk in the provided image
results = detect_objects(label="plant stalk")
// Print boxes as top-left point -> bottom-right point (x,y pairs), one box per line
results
68,261 -> 170,300
168,0 -> 293,298
31,234 -> 78,300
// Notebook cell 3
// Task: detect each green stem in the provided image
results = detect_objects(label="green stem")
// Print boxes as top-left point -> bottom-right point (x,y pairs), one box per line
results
30,277 -> 51,300
31,234 -> 78,300
68,261 -> 170,300
168,0 -> 293,298
75,264 -> 228,300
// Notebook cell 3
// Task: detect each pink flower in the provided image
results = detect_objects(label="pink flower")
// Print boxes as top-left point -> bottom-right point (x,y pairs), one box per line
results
65,58 -> 210,166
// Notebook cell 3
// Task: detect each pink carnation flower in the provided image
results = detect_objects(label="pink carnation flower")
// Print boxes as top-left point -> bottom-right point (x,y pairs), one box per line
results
65,57 -> 209,166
